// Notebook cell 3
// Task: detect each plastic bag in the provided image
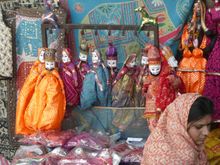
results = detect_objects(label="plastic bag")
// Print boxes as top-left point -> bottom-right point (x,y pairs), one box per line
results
18,130 -> 75,147
121,148 -> 143,163
0,154 -> 10,165
41,130 -> 75,147
65,132 -> 109,150
12,145 -> 47,161
12,145 -> 47,165
111,142 -> 132,156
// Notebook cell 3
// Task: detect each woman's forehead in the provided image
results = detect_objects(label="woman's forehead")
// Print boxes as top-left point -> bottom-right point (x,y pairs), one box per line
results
193,115 -> 212,125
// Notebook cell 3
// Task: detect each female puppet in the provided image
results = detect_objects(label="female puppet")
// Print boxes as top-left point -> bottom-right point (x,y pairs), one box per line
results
76,38 -> 90,80
105,43 -> 118,84
105,43 -> 118,105
23,49 -> 66,134
16,48 -> 46,135
143,44 -> 184,132
80,47 -> 109,109
203,0 -> 220,121
135,48 -> 148,107
177,0 -> 216,94
59,48 -> 81,107
112,53 -> 139,107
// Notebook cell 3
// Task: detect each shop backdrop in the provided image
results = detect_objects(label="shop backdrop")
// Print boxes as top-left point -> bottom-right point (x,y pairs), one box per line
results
68,0 -> 194,67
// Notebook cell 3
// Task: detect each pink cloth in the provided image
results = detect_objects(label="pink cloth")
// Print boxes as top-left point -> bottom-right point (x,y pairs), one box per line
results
203,10 -> 220,120
141,93 -> 208,165
60,62 -> 81,106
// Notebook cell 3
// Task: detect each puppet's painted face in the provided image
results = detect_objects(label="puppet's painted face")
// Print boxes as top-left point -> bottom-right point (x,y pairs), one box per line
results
126,59 -> 136,68
141,56 -> 148,65
45,61 -> 55,70
79,53 -> 87,61
80,42 -> 87,51
39,50 -> 45,63
149,64 -> 161,76
62,51 -> 71,63
107,60 -> 117,68
92,50 -> 100,63
47,0 -> 52,4
168,56 -> 178,68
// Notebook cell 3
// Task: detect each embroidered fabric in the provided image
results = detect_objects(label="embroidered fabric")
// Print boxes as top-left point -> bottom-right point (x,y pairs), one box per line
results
0,10 -> 13,79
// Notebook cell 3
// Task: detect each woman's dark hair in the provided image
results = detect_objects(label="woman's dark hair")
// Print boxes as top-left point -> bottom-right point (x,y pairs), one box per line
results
188,96 -> 214,123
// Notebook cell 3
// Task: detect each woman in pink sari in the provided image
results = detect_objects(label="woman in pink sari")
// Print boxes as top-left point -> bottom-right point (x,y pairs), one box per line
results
141,93 -> 213,165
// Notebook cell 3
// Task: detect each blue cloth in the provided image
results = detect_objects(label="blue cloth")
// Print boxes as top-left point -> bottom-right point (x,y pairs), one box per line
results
80,64 -> 109,110
16,18 -> 42,56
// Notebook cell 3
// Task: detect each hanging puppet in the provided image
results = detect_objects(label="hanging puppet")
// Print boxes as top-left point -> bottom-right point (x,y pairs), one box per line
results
16,48 -> 46,135
156,46 -> 185,111
177,1 -> 209,94
22,49 -> 66,135
112,53 -> 139,107
203,0 -> 220,121
44,0 -> 60,10
143,44 -> 184,132
105,43 -> 118,106
59,48 -> 81,107
135,48 -> 148,107
80,47 -> 109,109
76,38 -> 90,80
105,42 -> 118,84
42,0 -> 59,29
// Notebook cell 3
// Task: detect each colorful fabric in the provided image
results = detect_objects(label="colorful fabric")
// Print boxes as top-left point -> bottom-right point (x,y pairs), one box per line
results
205,128 -> 220,165
80,64 -> 109,110
155,72 -> 185,111
141,93 -> 208,165
59,62 -> 81,106
143,74 -> 160,130
23,69 -> 66,135
135,64 -> 148,107
69,0 -> 194,62
203,9 -> 220,121
112,72 -> 136,107
16,60 -> 44,135
112,64 -> 140,107
177,48 -> 207,94
143,60 -> 184,131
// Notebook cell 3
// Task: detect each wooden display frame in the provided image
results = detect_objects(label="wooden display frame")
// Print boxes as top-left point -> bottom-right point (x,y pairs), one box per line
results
41,23 -> 159,48
7,22 -> 159,146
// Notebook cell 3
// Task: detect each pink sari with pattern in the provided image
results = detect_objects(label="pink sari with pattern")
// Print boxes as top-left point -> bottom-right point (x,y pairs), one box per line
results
141,93 -> 208,165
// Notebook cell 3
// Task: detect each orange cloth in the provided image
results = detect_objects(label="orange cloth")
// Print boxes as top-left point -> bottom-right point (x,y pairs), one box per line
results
177,48 -> 206,94
141,93 -> 208,165
180,25 -> 193,50
24,69 -> 66,134
16,60 -> 44,135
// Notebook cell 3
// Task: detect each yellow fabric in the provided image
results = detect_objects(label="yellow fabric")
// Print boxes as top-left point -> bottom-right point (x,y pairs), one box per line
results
205,128 -> 220,165
24,69 -> 66,134
16,61 -> 44,135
